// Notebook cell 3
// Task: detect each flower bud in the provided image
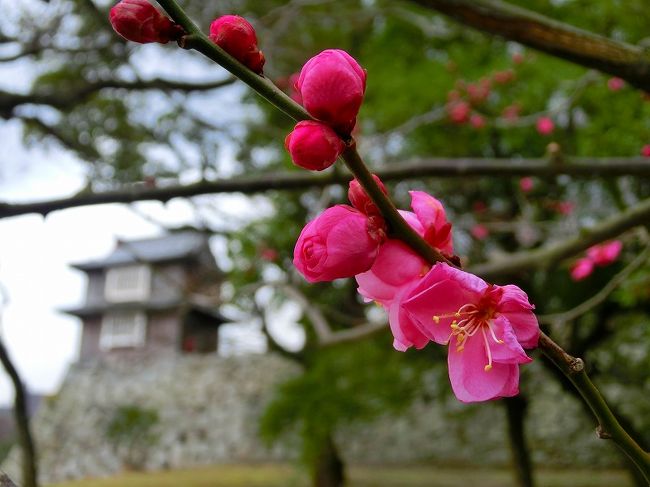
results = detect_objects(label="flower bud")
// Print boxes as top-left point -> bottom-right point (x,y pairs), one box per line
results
295,49 -> 366,134
209,15 -> 265,74
109,0 -> 183,44
348,175 -> 387,217
285,121 -> 345,171
293,205 -> 383,282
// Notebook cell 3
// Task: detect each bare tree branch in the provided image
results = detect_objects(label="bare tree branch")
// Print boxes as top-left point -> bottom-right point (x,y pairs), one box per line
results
409,0 -> 650,91
2,156 -> 649,219
0,76 -> 236,115
0,473 -> 18,487
471,197 -> 650,280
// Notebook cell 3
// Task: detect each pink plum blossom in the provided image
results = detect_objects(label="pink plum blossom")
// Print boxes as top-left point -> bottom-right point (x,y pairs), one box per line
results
570,258 -> 595,281
471,224 -> 489,240
295,49 -> 366,134
447,101 -> 471,124
402,263 -> 539,402
570,241 -> 623,281
536,116 -> 555,135
607,77 -> 625,91
470,114 -> 486,129
348,175 -> 388,217
294,205 -> 385,282
109,0 -> 183,44
285,121 -> 345,171
519,177 -> 534,193
356,192 -> 454,351
209,15 -> 265,74
586,240 -> 623,266
641,145 -> 650,157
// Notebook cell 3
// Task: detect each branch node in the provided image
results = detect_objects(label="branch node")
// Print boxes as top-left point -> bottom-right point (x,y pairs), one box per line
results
596,425 -> 613,439
569,357 -> 585,374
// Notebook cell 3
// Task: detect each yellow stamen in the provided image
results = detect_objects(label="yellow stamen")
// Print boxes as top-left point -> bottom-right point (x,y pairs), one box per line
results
484,364 -> 492,372
432,315 -> 440,324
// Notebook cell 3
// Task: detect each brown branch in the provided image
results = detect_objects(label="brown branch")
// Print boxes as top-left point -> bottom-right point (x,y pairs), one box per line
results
2,156 -> 649,219
471,197 -> 650,280
0,338 -> 38,487
0,76 -> 236,115
409,0 -> 650,91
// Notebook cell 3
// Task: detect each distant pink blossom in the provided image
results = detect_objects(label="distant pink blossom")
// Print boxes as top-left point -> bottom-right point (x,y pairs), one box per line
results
570,258 -> 595,281
502,103 -> 520,122
295,49 -> 366,134
403,263 -> 539,402
519,177 -> 534,193
555,201 -> 575,215
570,240 -> 623,281
447,101 -> 471,124
607,77 -> 625,92
471,224 -> 489,240
512,52 -> 525,65
470,114 -> 486,129
587,240 -> 623,266
493,69 -> 515,85
260,248 -> 279,262
641,145 -> 650,157
293,205 -> 385,282
467,79 -> 491,104
536,117 -> 555,135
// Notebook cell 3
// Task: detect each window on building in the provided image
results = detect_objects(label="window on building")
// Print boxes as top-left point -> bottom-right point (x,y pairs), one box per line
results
100,311 -> 147,349
105,264 -> 151,302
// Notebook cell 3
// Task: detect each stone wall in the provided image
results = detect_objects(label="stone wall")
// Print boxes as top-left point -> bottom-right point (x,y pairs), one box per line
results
2,354 -> 622,484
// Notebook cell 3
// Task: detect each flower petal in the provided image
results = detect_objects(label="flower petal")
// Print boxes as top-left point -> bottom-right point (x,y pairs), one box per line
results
447,334 -> 520,402
489,316 -> 532,364
388,284 -> 430,351
498,285 -> 539,348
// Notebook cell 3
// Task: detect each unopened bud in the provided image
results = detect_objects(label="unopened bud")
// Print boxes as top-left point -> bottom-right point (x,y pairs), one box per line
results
285,121 -> 345,171
348,175 -> 387,216
295,49 -> 366,135
109,0 -> 183,44
209,15 -> 265,74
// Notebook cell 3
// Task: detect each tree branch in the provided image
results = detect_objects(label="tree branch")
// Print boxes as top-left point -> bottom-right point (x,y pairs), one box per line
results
2,156 -> 649,219
471,197 -> 650,280
409,0 -> 650,91
0,76 -> 236,115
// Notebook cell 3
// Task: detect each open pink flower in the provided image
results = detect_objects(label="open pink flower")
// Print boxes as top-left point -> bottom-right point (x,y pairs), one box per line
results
295,49 -> 366,134
294,205 -> 385,282
355,191 -> 454,351
403,263 -> 539,402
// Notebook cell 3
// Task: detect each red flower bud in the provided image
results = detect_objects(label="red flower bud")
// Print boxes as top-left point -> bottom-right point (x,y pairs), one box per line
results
209,15 -> 265,74
295,49 -> 367,135
285,121 -> 345,171
109,0 -> 183,44
348,175 -> 387,217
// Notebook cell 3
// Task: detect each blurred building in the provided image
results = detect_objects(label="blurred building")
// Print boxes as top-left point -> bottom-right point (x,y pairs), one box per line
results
63,231 -> 230,361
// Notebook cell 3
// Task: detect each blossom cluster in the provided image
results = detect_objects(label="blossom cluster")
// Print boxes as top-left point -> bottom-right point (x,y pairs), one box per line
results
107,6 -> 541,403
283,48 -> 540,402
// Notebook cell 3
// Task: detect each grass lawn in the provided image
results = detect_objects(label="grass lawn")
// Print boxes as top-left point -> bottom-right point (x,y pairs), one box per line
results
50,464 -> 632,487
